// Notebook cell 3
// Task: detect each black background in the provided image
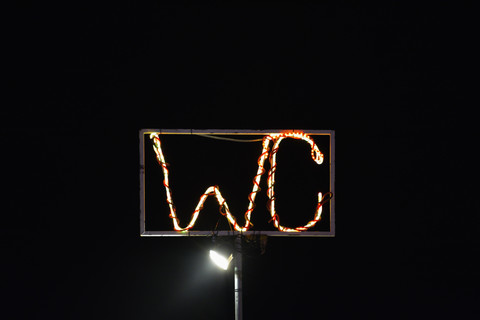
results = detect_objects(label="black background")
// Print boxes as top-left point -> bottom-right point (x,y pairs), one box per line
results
3,3 -> 478,319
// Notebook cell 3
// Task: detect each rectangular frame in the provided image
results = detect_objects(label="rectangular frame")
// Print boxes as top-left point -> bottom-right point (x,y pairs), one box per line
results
140,129 -> 335,237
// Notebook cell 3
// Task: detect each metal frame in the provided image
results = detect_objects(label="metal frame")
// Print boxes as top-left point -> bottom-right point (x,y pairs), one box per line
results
140,129 -> 335,237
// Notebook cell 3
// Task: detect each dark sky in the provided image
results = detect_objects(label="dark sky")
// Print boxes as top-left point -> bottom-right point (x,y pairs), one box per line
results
3,3 -> 478,319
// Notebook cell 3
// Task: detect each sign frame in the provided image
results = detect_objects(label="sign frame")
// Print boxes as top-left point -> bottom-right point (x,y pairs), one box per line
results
140,129 -> 335,237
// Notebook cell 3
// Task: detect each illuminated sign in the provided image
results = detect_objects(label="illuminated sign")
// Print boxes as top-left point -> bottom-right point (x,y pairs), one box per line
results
140,129 -> 335,237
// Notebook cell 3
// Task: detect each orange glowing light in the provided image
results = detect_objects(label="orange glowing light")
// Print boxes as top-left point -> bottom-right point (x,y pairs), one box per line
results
150,131 -> 330,232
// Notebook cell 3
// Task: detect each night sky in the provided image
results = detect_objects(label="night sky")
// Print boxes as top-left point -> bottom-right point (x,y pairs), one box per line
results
3,3 -> 478,319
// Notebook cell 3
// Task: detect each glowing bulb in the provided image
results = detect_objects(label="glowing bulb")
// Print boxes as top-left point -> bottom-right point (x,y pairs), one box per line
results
209,250 -> 233,270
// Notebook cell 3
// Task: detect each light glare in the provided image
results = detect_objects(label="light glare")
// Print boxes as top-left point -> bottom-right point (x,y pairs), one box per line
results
209,250 -> 232,270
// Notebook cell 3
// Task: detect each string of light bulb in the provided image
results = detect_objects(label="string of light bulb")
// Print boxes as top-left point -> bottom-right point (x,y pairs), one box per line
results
150,131 -> 331,232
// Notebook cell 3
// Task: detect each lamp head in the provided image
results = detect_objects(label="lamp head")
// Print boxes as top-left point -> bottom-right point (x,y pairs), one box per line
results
209,250 -> 233,270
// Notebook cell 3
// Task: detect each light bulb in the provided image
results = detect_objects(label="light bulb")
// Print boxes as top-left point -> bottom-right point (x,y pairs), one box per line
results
209,250 -> 233,270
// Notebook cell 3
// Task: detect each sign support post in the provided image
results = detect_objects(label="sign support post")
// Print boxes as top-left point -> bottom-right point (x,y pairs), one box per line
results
234,235 -> 243,320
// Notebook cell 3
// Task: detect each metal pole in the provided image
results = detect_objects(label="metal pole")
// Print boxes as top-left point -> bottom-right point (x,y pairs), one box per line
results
234,236 -> 243,320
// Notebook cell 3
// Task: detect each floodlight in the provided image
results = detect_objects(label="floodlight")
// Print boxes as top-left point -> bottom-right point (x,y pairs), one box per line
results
209,250 -> 233,270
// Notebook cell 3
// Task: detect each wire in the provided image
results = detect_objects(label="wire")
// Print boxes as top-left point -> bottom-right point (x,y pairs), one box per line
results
194,134 -> 264,143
